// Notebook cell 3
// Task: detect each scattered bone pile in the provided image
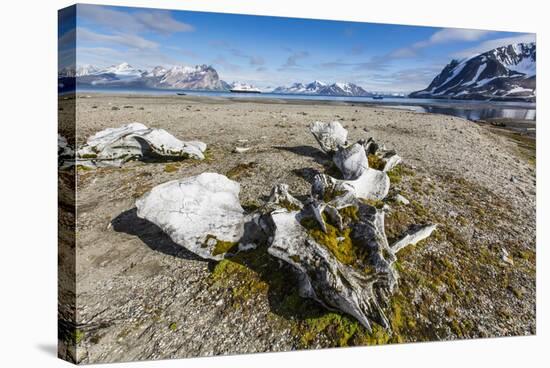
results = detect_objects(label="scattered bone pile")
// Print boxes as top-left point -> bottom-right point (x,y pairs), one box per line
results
58,123 -> 207,168
268,121 -> 435,331
135,120 -> 437,333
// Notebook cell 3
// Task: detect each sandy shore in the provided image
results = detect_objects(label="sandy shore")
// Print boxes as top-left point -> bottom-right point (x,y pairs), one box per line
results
60,94 -> 536,363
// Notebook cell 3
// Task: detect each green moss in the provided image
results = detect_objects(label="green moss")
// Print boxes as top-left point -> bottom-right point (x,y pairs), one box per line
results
164,163 -> 179,173
76,165 -> 93,171
202,147 -> 214,162
226,162 -> 257,179
321,187 -> 346,202
385,210 -> 413,243
299,206 -> 375,270
80,153 -> 97,159
386,165 -> 415,185
210,258 -> 269,305
290,255 -> 301,263
299,313 -> 361,348
411,180 -> 423,193
368,154 -> 386,170
339,205 -> 360,221
169,322 -> 177,331
361,199 -> 385,209
204,235 -> 238,256
74,329 -> 84,344
242,200 -> 261,212
278,199 -> 302,211
410,200 -> 428,218
508,285 -> 524,298
515,249 -> 535,263
300,217 -> 357,266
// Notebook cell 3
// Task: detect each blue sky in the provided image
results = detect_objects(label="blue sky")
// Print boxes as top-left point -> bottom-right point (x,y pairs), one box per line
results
61,4 -> 535,92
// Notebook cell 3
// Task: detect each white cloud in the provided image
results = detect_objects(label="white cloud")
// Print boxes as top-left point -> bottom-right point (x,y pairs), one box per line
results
421,28 -> 493,46
391,28 -> 493,59
78,5 -> 194,35
453,33 -> 536,58
77,27 -> 158,50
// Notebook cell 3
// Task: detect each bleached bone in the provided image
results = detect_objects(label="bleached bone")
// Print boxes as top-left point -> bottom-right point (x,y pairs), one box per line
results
58,134 -> 74,158
77,123 -> 206,167
383,154 -> 402,172
268,201 -> 407,332
333,143 -> 369,180
310,121 -> 348,153
391,224 -> 437,253
233,147 -> 251,153
312,169 -> 390,202
360,137 -> 379,155
265,184 -> 304,212
394,193 -> 410,205
58,134 -> 75,169
135,173 -> 245,260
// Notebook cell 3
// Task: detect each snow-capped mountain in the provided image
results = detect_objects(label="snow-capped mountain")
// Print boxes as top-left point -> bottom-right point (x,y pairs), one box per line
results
151,65 -> 226,90
410,42 -> 536,101
100,62 -> 144,78
75,64 -> 100,77
143,66 -> 168,78
273,81 -> 372,96
74,63 -> 229,91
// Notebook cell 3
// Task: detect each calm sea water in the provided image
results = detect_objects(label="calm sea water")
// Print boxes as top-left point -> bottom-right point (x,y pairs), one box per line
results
77,87 -> 536,122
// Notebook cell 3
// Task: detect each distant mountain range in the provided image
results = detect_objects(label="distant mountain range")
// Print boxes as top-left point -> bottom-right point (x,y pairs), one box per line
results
62,64 -> 387,96
410,42 -> 536,102
272,80 -> 374,96
60,43 -> 536,101
62,63 -> 230,91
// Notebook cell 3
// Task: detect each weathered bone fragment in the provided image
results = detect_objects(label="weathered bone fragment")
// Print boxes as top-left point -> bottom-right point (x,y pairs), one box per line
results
233,147 -> 251,153
135,173 -> 245,260
265,184 -> 304,212
312,169 -> 390,202
58,134 -> 74,158
394,193 -> 410,205
360,137 -> 379,155
383,154 -> 402,172
310,121 -> 348,153
77,123 -> 207,167
268,201 -> 407,332
58,134 -> 75,169
359,138 -> 402,172
333,143 -> 369,180
391,224 -> 437,253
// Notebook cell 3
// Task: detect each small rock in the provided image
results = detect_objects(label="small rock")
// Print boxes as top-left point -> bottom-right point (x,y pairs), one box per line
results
501,248 -> 514,265
395,194 -> 410,205
233,147 -> 251,154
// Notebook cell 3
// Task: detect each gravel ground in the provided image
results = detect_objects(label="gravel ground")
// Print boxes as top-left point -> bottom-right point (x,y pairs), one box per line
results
58,94 -> 536,363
